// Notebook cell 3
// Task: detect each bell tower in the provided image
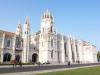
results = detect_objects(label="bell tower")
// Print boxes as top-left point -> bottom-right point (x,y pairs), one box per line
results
39,10 -> 58,63
22,16 -> 30,63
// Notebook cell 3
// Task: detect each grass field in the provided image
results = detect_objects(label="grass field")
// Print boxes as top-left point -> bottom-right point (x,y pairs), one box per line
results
33,66 -> 100,75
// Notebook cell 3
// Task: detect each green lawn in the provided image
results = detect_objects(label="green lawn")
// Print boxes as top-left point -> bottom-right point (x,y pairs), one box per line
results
33,66 -> 100,75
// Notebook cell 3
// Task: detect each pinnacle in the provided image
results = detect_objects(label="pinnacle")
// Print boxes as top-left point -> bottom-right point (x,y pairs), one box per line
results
25,16 -> 30,25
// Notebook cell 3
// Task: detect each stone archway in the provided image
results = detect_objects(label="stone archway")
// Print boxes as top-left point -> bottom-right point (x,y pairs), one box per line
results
15,55 -> 20,63
32,53 -> 38,63
3,53 -> 12,62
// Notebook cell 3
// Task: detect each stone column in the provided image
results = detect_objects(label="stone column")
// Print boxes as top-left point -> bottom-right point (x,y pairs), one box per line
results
72,38 -> 77,63
67,37 -> 72,63
12,34 -> 16,60
1,32 -> 5,63
61,35 -> 65,63
54,33 -> 58,63
76,40 -> 83,63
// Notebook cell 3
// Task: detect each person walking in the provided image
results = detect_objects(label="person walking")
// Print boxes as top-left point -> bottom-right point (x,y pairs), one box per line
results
68,61 -> 71,68
19,60 -> 22,68
11,59 -> 16,68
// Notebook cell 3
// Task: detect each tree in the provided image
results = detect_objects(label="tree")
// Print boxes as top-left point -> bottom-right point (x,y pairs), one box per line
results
97,51 -> 100,61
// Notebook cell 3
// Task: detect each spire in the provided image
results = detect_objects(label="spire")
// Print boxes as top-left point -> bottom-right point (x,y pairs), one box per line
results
18,19 -> 21,25
25,16 -> 30,25
17,19 -> 22,30
16,21 -> 22,37
24,16 -> 30,31
18,22 -> 21,29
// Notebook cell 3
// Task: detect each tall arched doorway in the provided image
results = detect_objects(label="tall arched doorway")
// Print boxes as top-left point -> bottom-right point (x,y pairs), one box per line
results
32,53 -> 38,63
3,53 -> 12,62
15,55 -> 20,63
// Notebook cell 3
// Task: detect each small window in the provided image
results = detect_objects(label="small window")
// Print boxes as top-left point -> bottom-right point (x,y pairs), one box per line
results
16,38 -> 21,48
51,39 -> 53,47
16,41 -> 20,48
25,31 -> 28,34
21,40 -> 23,47
47,15 -> 49,18
7,40 -> 10,47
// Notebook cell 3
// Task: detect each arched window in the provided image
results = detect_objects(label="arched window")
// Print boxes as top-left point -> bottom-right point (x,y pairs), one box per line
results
7,40 -> 10,47
16,40 -> 21,48
64,42 -> 67,57
51,50 -> 53,58
72,51 -> 75,62
76,45 -> 79,58
71,44 -> 75,62
50,26 -> 52,32
3,53 -> 12,62
47,15 -> 49,18
25,31 -> 26,34
16,38 -> 21,48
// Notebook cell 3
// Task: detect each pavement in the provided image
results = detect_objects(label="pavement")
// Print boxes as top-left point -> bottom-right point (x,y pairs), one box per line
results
0,63 -> 100,75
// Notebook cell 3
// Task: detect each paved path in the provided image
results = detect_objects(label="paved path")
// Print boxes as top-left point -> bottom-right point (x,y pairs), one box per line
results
0,63 -> 100,75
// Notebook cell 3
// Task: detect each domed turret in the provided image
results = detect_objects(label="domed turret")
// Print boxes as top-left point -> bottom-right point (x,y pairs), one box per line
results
42,9 -> 53,20
40,9 -> 54,33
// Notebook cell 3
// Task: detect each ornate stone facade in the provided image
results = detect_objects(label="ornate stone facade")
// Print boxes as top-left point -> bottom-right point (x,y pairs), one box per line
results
0,10 -> 97,64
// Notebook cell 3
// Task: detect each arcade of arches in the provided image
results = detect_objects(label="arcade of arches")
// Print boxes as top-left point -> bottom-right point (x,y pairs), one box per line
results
3,53 -> 38,63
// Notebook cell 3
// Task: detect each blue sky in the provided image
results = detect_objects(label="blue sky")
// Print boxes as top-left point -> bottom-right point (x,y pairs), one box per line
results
0,0 -> 100,50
